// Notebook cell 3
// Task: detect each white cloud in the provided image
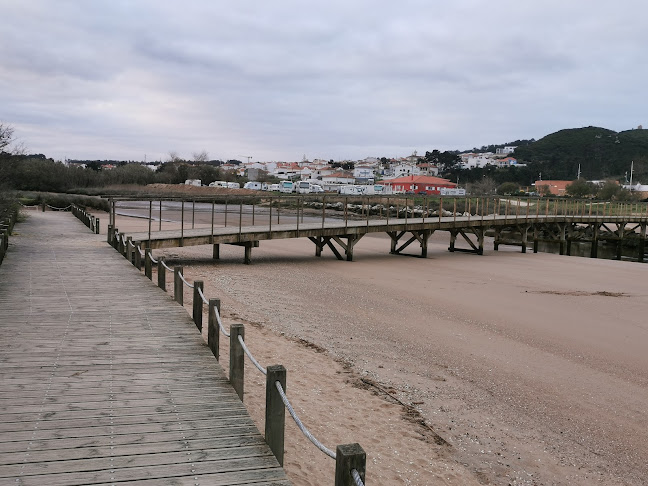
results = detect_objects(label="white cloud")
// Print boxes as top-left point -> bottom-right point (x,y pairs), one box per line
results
1,0 -> 647,161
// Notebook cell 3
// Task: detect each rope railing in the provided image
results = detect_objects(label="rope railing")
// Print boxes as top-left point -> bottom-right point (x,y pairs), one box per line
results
213,301 -> 230,337
178,272 -> 194,288
108,229 -> 371,484
238,334 -> 267,375
352,469 -> 365,486
197,286 -> 209,305
47,204 -> 72,211
275,380 -> 337,459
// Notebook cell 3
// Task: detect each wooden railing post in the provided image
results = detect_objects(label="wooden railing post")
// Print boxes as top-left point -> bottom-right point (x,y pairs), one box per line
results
335,443 -> 366,486
230,324 -> 245,401
265,365 -> 286,466
193,280 -> 204,331
157,258 -> 166,291
95,217 -> 100,234
134,242 -> 142,270
144,249 -> 153,279
208,299 -> 221,360
107,224 -> 113,244
174,266 -> 183,305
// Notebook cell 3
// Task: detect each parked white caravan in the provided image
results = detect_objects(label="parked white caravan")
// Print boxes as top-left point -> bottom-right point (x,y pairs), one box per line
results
184,179 -> 201,186
440,187 -> 466,196
339,185 -> 365,195
226,182 -> 241,189
295,181 -> 324,194
268,183 -> 281,192
243,181 -> 268,191
208,181 -> 228,188
279,181 -> 294,193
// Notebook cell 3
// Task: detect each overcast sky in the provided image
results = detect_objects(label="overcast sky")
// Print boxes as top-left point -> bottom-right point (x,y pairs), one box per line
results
2,1 -> 646,162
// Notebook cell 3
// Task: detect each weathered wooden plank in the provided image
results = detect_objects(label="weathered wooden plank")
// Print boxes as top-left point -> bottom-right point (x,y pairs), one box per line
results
10,456 -> 283,486
0,434 -> 266,465
0,445 -> 274,478
0,212 -> 290,485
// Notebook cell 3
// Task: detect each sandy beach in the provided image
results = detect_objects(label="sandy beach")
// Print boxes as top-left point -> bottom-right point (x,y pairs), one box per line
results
105,209 -> 648,485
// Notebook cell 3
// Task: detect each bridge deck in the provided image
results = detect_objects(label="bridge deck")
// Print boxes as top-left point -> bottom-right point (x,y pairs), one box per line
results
123,213 -> 639,249
0,212 -> 290,485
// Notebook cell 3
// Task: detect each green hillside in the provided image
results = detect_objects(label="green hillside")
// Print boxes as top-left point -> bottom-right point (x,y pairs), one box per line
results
513,126 -> 648,181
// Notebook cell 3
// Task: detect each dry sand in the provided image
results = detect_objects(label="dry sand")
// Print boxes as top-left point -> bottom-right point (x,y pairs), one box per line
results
107,210 -> 648,485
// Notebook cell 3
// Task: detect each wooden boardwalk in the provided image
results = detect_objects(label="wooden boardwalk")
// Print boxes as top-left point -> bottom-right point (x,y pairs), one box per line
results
0,212 -> 290,485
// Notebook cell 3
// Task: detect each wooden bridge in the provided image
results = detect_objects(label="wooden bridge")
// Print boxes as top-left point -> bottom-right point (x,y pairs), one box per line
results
109,196 -> 648,264
0,211 -> 291,485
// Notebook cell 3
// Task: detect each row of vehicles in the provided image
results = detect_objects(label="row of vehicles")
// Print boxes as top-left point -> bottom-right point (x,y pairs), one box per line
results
244,180 -> 390,195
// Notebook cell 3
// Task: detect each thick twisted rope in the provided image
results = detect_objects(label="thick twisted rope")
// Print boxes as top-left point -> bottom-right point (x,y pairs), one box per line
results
47,204 -> 72,211
238,334 -> 267,375
213,304 -> 230,337
178,272 -> 194,288
149,254 -> 158,264
161,260 -> 173,272
197,286 -> 209,305
275,381 -> 336,459
352,469 -> 365,486
136,245 -> 145,257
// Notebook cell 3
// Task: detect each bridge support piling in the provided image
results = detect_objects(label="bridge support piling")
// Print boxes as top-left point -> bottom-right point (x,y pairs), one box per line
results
559,224 -> 566,255
493,228 -> 501,251
519,225 -> 529,253
193,281 -> 204,331
265,365 -> 287,466
212,243 -> 220,260
208,299 -> 221,360
308,236 -> 324,257
449,230 -> 458,252
616,223 -> 626,260
639,223 -> 646,263
230,324 -> 245,401
346,236 -> 360,261
591,224 -> 600,259
244,242 -> 252,264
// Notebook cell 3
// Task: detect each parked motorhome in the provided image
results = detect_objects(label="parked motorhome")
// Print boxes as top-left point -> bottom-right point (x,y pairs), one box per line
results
295,181 -> 324,194
279,181 -> 294,193
243,181 -> 268,191
339,185 -> 365,195
268,183 -> 281,192
208,181 -> 228,188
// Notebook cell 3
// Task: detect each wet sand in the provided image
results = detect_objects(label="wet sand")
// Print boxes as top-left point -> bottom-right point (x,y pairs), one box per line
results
108,210 -> 648,485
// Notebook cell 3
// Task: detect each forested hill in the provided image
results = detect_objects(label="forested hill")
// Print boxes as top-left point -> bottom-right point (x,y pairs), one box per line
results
512,127 -> 648,181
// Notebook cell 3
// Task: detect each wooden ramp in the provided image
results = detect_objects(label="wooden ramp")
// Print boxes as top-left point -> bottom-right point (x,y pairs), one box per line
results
0,212 -> 290,485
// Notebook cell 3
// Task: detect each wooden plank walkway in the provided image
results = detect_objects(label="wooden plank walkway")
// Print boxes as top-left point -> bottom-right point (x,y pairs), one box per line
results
0,211 -> 291,485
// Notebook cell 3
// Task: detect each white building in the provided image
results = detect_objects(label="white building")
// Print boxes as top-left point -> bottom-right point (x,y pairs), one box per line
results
496,146 -> 517,155
353,165 -> 375,181
460,153 -> 496,169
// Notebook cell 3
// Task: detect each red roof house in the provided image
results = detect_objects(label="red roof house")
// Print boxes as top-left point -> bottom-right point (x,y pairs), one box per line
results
382,175 -> 457,195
